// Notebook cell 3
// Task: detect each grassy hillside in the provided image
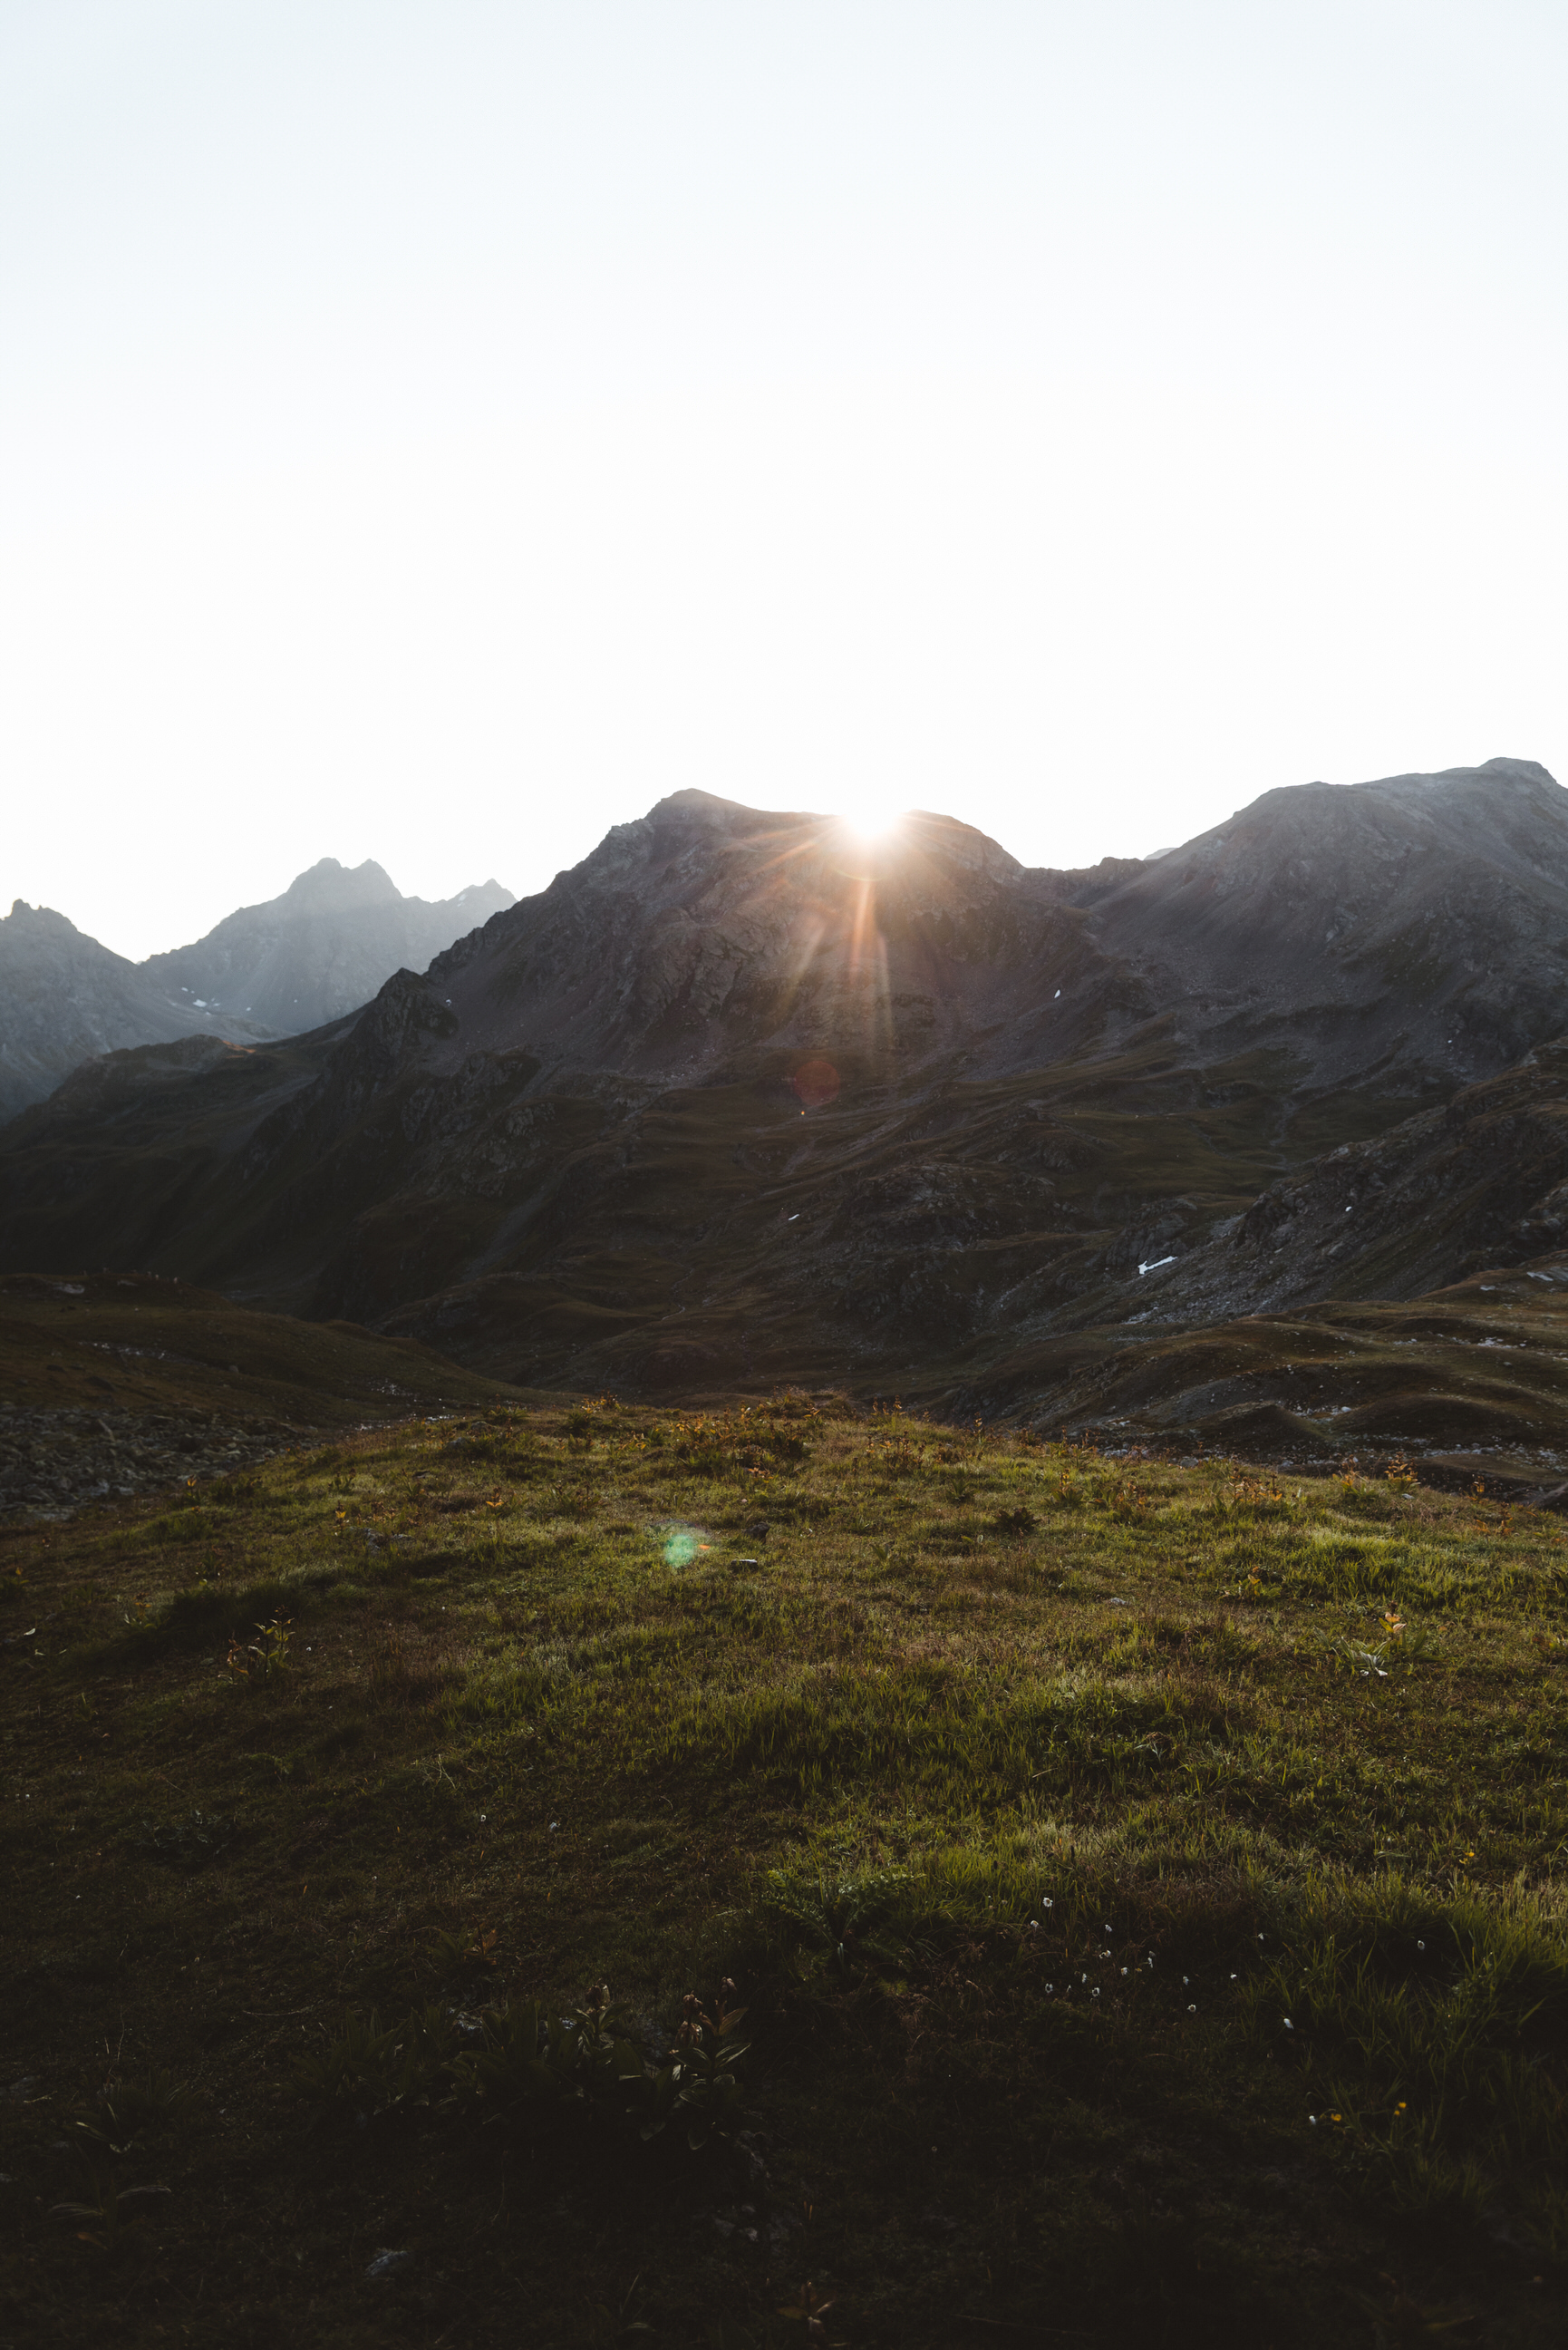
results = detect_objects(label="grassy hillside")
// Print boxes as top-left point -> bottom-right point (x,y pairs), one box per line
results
0,1271 -> 540,1531
0,996 -> 1423,1400
4,1397 -> 1567,2345
963,1261 -> 1568,1463
0,1271 -> 533,1425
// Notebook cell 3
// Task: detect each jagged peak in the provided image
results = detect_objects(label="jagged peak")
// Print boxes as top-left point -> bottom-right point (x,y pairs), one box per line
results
4,898 -> 82,933
281,856 -> 401,907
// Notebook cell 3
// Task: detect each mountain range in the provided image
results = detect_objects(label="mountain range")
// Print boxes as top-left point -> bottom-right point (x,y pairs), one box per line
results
2,758 -> 1566,1458
0,859 -> 513,1122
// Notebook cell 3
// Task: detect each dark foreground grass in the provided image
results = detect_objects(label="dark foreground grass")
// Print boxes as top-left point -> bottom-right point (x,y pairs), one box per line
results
4,1398 -> 1568,2346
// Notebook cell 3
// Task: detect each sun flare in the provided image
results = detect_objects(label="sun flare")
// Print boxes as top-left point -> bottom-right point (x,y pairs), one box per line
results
829,799 -> 908,849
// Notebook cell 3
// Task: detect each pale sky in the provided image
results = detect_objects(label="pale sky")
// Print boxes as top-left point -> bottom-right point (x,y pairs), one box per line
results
3,1 -> 1564,962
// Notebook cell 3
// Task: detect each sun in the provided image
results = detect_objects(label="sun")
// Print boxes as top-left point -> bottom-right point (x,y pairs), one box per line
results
830,797 -> 907,848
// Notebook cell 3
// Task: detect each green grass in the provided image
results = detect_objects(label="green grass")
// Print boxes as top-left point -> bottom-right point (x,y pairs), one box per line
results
5,1398 -> 1567,2345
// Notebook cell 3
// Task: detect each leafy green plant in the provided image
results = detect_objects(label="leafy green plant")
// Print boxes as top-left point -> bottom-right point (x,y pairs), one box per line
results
453,1980 -> 646,2130
755,1869 -> 913,1986
624,1985 -> 750,2150
429,1923 -> 500,1977
225,1612 -> 292,1681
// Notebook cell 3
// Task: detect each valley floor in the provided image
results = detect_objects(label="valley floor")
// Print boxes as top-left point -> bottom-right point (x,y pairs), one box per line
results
4,1398 -> 1567,2345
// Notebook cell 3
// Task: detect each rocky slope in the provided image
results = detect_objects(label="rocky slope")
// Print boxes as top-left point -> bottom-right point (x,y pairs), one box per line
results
0,861 -> 513,1124
0,1270 -> 532,1521
1,761 -> 1565,1441
142,858 -> 513,1038
0,901 -> 269,1128
956,1258 -> 1568,1467
1083,756 -> 1568,1096
1122,1034 -> 1568,1329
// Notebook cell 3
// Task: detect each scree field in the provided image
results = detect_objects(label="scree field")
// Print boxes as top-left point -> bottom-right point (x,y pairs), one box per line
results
4,1398 -> 1568,2346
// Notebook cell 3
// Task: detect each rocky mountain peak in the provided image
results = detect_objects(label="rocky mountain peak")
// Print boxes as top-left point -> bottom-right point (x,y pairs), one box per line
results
5,899 -> 82,935
0,858 -> 516,1124
426,799 -> 1072,1083
279,856 -> 402,908
1477,755 -> 1559,785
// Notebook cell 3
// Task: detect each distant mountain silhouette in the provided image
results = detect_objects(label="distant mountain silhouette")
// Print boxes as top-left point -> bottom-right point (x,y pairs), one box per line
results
2,762 -> 1566,1442
0,859 -> 513,1122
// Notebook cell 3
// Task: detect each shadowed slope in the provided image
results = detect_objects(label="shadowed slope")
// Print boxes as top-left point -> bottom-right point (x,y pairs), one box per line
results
1085,756 -> 1568,1094
0,902 -> 274,1125
0,860 -> 515,1123
2,768 -> 1566,1432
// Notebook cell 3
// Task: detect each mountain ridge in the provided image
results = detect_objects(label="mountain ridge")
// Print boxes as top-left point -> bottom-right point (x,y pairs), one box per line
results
0,859 -> 514,1122
2,758 -> 1565,1449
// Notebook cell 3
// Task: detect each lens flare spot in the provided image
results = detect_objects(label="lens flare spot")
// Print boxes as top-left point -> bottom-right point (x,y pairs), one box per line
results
661,1524 -> 708,1569
791,1057 -> 840,1109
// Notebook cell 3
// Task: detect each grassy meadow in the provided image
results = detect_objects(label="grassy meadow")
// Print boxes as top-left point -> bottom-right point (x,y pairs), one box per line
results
5,1395 -> 1568,2345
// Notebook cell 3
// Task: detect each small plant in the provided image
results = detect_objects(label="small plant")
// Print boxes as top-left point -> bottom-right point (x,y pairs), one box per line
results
1220,1468 -> 1285,1514
225,1613 -> 292,1681
758,1870 -> 911,1986
778,2279 -> 837,2342
992,1504 -> 1037,1534
71,2069 -> 195,2155
625,1983 -> 751,2150
453,1979 -> 647,2129
430,1923 -> 500,1976
51,2155 -> 170,2258
300,1976 -> 751,2154
292,2005 -> 461,2121
1385,1456 -> 1418,1490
